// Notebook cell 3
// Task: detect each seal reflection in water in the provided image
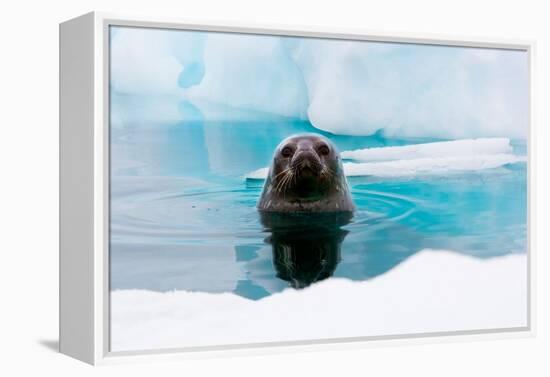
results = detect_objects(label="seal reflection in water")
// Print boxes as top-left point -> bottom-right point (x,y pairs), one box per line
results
260,212 -> 352,288
258,134 -> 355,288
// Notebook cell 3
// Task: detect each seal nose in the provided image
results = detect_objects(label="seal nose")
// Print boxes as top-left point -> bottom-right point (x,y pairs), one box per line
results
292,150 -> 322,177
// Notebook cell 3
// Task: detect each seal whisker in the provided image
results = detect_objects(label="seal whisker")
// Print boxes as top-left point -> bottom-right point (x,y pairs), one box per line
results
273,167 -> 293,182
275,170 -> 293,195
257,134 -> 355,213
274,174 -> 287,194
276,173 -> 287,194
285,170 -> 295,194
282,170 -> 295,195
320,165 -> 332,183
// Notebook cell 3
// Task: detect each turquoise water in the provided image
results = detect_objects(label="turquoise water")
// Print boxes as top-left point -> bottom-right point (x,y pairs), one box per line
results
110,99 -> 527,300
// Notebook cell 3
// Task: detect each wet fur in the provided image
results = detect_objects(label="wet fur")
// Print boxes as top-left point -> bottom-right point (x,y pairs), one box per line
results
257,133 -> 355,213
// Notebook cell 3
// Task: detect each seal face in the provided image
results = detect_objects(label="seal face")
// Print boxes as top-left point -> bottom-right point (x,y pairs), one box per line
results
257,133 -> 355,213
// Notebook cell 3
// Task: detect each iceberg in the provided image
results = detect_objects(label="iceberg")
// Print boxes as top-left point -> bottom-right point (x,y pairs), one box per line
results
111,250 -> 527,351
288,40 -> 528,139
185,33 -> 309,120
110,27 -> 529,139
110,27 -> 206,96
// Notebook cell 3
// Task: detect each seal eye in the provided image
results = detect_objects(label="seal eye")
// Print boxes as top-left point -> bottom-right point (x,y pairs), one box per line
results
281,146 -> 293,158
318,144 -> 330,156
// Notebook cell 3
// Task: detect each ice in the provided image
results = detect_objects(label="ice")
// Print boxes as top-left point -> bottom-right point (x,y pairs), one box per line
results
110,27 -> 206,96
245,138 -> 525,179
185,33 -> 309,119
341,138 -> 513,162
342,154 -> 526,177
245,167 -> 269,180
246,155 -> 525,179
111,250 -> 527,351
289,40 -> 528,139
110,27 -> 528,139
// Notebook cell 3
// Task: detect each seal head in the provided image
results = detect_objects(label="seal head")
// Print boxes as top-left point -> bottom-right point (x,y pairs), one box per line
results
257,133 -> 355,213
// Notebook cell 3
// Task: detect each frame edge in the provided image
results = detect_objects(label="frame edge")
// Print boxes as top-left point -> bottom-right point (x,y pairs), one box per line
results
73,11 -> 536,365
59,12 -> 97,365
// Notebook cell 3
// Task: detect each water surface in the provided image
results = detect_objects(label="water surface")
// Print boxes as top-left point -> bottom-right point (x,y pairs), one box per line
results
110,99 -> 527,300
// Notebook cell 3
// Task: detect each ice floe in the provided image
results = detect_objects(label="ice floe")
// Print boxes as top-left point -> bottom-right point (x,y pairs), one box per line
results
245,138 -> 526,179
341,138 -> 513,162
342,154 -> 525,177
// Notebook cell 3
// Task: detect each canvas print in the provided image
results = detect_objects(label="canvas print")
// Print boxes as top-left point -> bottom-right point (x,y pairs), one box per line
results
108,26 -> 529,352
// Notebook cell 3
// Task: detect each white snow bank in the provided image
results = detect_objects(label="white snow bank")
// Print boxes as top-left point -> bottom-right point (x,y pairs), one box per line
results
111,251 -> 527,352
341,138 -> 513,162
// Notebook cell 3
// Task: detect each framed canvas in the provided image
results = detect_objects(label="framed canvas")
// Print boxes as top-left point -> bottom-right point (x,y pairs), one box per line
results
59,12 -> 535,365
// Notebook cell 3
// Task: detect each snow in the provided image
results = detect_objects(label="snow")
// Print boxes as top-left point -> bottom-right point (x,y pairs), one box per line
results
111,250 -> 527,352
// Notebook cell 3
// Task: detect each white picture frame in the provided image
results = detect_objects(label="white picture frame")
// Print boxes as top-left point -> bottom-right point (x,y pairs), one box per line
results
59,11 -> 536,365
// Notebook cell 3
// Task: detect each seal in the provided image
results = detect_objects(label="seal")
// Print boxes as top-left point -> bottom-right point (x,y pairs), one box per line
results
257,133 -> 355,213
